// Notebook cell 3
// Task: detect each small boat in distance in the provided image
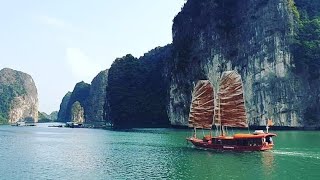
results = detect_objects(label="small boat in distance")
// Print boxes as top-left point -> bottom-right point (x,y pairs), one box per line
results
186,71 -> 276,151
11,121 -> 26,126
65,122 -> 83,128
11,121 -> 36,126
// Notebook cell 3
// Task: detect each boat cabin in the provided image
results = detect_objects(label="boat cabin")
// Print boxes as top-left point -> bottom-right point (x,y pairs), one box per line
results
208,133 -> 276,147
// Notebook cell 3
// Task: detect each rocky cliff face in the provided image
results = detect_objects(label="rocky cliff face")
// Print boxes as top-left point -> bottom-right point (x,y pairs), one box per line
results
57,92 -> 72,122
168,0 -> 320,127
86,70 -> 109,123
71,101 -> 85,123
57,82 -> 90,123
65,82 -> 90,122
0,68 -> 38,123
58,70 -> 111,124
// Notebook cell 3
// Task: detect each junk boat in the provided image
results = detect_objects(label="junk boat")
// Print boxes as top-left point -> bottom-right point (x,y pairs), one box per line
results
186,71 -> 276,151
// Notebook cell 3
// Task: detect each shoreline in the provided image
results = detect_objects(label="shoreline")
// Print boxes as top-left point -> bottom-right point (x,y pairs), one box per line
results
170,124 -> 320,131
2,122 -> 320,131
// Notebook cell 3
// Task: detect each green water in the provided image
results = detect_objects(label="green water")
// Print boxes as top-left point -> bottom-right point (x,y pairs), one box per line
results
0,124 -> 319,180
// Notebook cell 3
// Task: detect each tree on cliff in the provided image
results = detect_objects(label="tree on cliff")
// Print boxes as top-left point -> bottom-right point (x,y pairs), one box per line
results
107,46 -> 171,128
292,0 -> 320,125
292,8 -> 320,80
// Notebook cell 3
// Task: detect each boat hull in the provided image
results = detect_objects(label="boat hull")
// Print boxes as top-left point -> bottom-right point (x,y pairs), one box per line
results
187,135 -> 275,152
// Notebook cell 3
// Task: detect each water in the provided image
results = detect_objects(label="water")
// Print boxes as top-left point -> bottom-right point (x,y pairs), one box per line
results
0,124 -> 319,180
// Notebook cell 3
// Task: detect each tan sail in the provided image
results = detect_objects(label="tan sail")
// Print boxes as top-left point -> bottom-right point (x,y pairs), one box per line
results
188,80 -> 215,129
215,71 -> 247,127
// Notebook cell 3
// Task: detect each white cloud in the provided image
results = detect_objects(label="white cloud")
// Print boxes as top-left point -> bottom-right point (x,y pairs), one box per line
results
65,48 -> 101,82
37,15 -> 83,34
36,15 -> 103,82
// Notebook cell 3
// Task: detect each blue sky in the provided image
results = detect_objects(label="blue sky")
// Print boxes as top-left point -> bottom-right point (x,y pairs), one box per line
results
0,0 -> 185,113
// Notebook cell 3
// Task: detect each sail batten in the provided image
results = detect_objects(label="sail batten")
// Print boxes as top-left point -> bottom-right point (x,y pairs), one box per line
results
188,80 -> 215,129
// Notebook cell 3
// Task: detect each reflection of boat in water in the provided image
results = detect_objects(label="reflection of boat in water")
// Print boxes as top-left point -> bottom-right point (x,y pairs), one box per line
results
261,151 -> 275,176
186,71 -> 276,151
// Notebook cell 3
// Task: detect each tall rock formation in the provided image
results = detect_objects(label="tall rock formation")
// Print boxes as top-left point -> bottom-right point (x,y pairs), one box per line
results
106,46 -> 172,128
39,111 -> 58,122
86,70 -> 109,123
0,68 -> 38,124
65,82 -> 90,122
168,0 -> 320,127
58,69 -> 111,125
49,111 -> 58,121
71,101 -> 85,123
57,92 -> 72,122
57,82 -> 90,123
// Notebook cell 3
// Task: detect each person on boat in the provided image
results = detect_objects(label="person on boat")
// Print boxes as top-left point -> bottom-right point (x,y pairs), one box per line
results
263,137 -> 268,145
269,137 -> 273,144
266,137 -> 270,144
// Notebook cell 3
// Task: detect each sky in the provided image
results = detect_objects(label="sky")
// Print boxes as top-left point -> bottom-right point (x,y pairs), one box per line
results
0,0 -> 186,114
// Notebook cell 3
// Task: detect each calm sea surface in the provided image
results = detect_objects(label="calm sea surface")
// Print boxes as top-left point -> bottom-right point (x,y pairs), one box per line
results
0,123 -> 319,180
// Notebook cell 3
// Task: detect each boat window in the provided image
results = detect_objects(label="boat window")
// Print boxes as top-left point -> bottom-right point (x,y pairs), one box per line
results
213,138 -> 222,144
242,140 -> 248,146
266,136 -> 273,144
236,139 -> 262,146
222,139 -> 236,145
249,139 -> 261,146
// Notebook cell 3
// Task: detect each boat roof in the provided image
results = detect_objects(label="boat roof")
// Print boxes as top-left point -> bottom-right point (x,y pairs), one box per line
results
233,133 -> 277,139
213,133 -> 277,140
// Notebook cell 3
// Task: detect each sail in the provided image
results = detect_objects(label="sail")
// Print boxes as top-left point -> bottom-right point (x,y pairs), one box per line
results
188,80 -> 215,129
215,71 -> 247,127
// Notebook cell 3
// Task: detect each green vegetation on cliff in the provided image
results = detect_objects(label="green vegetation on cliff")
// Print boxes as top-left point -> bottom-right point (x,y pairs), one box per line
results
57,82 -> 91,123
65,82 -> 90,122
0,69 -> 28,124
86,70 -> 108,123
71,101 -> 85,123
57,92 -> 72,122
292,18 -> 320,79
38,112 -> 52,122
292,0 -> 320,81
38,111 -> 58,123
291,0 -> 320,125
0,85 -> 26,121
107,46 -> 172,128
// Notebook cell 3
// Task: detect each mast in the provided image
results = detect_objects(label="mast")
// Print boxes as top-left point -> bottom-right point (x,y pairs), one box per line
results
219,93 -> 224,136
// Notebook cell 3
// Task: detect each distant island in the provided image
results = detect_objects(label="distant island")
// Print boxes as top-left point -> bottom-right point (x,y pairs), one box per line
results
0,68 -> 39,124
38,111 -> 58,123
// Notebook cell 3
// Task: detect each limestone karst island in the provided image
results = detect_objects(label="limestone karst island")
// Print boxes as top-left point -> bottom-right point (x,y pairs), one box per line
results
0,0 -> 320,179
